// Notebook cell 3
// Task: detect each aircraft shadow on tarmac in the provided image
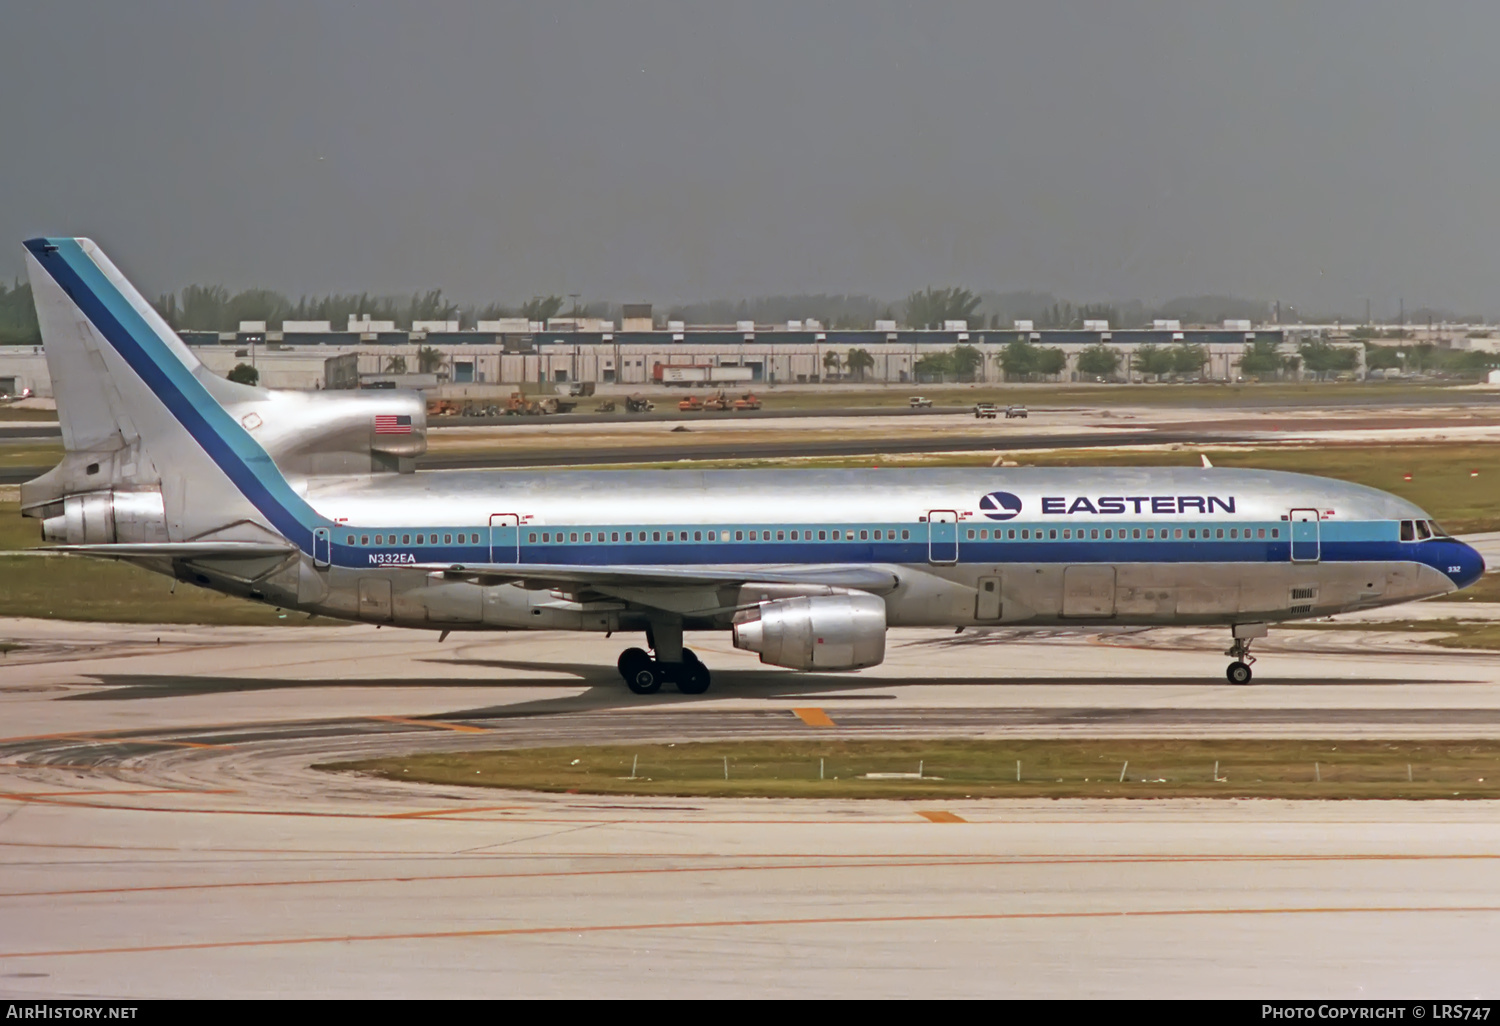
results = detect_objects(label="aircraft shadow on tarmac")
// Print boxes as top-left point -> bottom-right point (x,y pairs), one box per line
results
64,659 -> 1476,724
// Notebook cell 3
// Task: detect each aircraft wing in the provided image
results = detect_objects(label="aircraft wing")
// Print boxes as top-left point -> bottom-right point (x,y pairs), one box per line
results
418,561 -> 901,594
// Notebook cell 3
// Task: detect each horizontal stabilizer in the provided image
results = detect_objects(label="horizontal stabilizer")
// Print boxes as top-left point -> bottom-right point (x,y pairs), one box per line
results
45,541 -> 297,559
420,561 -> 901,594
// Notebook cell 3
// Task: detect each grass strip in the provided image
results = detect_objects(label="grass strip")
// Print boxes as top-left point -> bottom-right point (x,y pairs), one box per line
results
0,554 -> 330,626
328,738 -> 1500,800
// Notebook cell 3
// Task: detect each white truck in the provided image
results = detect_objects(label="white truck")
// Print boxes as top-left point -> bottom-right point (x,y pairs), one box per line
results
653,364 -> 755,386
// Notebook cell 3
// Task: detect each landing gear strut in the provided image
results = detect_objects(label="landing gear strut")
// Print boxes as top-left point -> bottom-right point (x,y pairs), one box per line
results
617,621 -> 712,695
1223,624 -> 1268,685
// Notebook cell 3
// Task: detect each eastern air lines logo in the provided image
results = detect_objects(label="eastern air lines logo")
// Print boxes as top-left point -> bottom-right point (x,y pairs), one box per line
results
979,491 -> 1023,521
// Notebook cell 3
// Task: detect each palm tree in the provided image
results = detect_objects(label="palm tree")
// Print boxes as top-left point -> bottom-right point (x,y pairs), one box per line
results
384,355 -> 408,374
822,350 -> 843,381
416,346 -> 446,374
846,348 -> 875,381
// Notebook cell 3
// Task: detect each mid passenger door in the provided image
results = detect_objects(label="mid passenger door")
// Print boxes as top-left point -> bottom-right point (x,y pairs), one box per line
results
489,513 -> 520,564
1289,508 -> 1320,563
927,510 -> 958,564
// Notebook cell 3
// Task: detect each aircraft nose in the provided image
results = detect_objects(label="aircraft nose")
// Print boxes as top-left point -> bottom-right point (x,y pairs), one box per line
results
1448,540 -> 1487,590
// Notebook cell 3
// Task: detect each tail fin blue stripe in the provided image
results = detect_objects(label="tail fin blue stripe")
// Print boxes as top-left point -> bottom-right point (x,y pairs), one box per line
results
23,238 -> 324,547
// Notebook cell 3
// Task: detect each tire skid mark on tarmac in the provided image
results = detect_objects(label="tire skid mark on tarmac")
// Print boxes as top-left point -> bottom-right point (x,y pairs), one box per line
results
11,707 -> 1500,820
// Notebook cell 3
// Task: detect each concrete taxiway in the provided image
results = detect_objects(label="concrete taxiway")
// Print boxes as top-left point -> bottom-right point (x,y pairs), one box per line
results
2,616 -> 1500,997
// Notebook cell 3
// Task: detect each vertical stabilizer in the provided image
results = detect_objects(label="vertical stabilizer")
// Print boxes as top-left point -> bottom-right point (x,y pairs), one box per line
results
22,238 -> 318,549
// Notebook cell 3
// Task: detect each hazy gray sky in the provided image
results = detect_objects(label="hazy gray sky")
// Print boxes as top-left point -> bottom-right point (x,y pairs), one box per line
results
2,2 -> 1497,314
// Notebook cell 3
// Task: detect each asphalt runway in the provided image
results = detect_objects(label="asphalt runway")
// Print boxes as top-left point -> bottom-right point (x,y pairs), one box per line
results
3,616 -> 1500,997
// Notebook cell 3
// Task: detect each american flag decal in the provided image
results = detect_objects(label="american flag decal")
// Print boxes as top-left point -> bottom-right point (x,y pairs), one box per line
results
374,414 -> 412,434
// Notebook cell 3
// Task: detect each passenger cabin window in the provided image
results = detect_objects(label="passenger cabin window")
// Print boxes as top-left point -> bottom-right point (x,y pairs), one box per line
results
902,530 -> 910,540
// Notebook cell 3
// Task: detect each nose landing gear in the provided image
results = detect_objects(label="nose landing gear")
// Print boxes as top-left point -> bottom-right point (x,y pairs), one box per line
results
1224,630 -> 1260,684
1224,624 -> 1266,684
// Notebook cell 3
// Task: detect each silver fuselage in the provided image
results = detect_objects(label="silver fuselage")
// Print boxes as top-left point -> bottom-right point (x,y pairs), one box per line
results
180,464 -> 1482,635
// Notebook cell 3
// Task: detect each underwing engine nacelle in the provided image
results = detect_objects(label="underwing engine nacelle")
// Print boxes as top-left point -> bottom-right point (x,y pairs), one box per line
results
732,593 -> 887,670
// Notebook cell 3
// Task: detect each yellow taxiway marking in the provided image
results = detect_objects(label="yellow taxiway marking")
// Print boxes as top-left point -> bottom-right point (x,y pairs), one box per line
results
917,811 -> 967,823
792,708 -> 836,727
369,716 -> 487,734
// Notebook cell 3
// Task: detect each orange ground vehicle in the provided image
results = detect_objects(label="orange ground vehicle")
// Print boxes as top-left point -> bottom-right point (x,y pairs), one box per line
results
678,395 -> 704,412
732,391 -> 762,411
702,390 -> 732,411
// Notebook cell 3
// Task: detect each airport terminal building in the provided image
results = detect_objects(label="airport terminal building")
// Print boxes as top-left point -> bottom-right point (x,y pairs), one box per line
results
0,317 -> 1350,397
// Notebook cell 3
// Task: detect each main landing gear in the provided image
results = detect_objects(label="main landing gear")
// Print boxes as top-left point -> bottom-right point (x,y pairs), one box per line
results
617,647 -> 711,695
617,620 -> 712,695
1224,623 -> 1267,685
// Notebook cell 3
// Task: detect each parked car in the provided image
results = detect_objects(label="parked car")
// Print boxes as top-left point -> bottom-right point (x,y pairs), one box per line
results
909,396 -> 934,408
1005,405 -> 1028,419
974,403 -> 998,419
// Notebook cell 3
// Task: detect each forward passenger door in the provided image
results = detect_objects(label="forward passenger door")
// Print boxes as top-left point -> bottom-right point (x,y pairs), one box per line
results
927,510 -> 958,564
1289,509 -> 1320,563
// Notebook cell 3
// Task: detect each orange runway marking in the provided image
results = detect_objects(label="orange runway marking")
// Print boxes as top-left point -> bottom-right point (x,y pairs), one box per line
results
4,905 -> 1499,961
369,716 -> 487,734
383,805 -> 523,819
792,707 -> 836,727
0,789 -> 235,799
917,810 -> 967,823
6,852 -> 1495,901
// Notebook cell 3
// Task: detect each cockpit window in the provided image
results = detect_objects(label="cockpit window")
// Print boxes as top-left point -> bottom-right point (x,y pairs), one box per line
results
1414,520 -> 1432,540
1400,521 -> 1415,541
1427,520 -> 1450,539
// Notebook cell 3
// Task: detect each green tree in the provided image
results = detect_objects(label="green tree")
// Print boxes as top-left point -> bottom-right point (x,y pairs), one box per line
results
1034,347 -> 1068,378
914,350 -> 955,381
998,338 -> 1038,380
179,285 -> 232,331
904,287 -> 982,329
226,363 -> 259,386
846,347 -> 875,381
0,279 -> 39,345
384,355 -> 408,374
1299,339 -> 1360,379
416,346 -> 447,374
822,349 -> 843,379
1134,344 -> 1176,379
1076,343 -> 1121,379
520,296 -> 565,324
1238,339 -> 1285,377
1170,343 -> 1208,377
1363,343 -> 1402,372
951,345 -> 984,381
